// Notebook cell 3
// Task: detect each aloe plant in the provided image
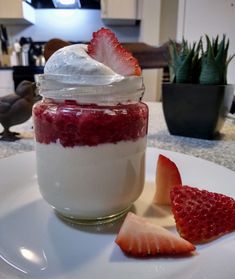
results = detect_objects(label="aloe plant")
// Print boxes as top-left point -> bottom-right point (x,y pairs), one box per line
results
169,39 -> 199,83
169,35 -> 234,85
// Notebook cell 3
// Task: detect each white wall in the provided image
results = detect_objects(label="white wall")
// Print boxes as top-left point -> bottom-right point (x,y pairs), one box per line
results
7,9 -> 139,43
177,0 -> 235,84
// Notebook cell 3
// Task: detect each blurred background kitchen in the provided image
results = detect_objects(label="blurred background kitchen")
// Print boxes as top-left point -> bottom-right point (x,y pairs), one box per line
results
0,0 -> 235,102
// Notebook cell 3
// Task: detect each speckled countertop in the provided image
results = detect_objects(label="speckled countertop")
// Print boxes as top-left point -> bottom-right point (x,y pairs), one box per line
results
0,102 -> 234,171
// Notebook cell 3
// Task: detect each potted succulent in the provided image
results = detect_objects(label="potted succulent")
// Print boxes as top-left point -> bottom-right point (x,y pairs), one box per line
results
162,35 -> 235,139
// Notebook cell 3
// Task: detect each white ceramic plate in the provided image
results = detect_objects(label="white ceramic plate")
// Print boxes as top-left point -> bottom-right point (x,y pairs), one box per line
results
1,148 -> 235,279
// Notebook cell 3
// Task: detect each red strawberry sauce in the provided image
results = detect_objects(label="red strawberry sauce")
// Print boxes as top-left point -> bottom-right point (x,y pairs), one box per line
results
33,100 -> 148,147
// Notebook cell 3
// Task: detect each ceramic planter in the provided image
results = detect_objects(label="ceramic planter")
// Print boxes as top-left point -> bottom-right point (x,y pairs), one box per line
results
162,83 -> 234,139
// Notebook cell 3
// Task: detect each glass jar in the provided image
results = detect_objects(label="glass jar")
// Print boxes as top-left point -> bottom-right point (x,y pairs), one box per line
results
33,74 -> 148,225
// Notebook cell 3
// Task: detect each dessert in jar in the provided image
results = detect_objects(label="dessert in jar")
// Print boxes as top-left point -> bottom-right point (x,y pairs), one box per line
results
33,28 -> 148,224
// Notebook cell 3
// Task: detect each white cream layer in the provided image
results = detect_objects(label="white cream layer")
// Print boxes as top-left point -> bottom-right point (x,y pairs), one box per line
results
35,137 -> 147,219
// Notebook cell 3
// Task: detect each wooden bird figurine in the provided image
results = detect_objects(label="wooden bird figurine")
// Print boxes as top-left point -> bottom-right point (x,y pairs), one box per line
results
0,80 -> 39,141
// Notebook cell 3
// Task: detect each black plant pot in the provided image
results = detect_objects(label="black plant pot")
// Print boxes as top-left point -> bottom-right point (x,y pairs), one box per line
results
162,83 -> 234,139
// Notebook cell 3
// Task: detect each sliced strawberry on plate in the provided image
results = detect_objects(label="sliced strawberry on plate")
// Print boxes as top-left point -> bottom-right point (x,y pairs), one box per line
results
153,154 -> 182,205
171,185 -> 235,243
115,212 -> 195,257
87,28 -> 141,76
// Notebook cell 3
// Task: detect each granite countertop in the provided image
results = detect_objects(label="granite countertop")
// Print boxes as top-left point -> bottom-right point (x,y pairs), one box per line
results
0,102 -> 234,171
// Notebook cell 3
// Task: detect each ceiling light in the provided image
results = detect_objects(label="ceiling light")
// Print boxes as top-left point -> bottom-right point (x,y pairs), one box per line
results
52,0 -> 81,8
60,0 -> 75,5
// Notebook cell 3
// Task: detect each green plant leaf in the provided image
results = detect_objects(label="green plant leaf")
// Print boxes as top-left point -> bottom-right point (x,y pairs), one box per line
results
199,35 -> 221,84
169,40 -> 196,83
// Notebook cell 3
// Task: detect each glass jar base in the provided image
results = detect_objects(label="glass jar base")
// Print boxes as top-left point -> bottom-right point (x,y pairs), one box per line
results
55,205 -> 132,226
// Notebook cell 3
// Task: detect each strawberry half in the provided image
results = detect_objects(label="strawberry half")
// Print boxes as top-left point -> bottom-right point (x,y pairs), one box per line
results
115,212 -> 195,257
153,154 -> 182,205
87,28 -> 141,76
171,185 -> 235,243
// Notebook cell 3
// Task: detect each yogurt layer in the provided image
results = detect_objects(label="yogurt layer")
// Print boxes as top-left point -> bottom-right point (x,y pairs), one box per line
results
36,137 -> 147,218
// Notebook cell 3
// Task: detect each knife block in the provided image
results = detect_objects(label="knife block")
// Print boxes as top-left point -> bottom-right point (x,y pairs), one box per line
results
0,53 -> 11,67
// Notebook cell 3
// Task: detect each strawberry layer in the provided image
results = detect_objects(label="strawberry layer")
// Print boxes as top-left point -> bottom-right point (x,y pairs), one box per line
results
33,100 -> 148,147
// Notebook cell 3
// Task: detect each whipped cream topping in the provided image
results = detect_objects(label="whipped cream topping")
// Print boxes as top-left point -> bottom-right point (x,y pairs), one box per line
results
38,43 -> 144,102
44,44 -> 123,84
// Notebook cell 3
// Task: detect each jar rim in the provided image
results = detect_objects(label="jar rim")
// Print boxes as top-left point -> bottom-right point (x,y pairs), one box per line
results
35,74 -> 145,103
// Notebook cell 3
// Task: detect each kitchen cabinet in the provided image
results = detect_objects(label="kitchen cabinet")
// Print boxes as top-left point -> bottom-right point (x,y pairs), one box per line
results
101,0 -> 138,24
0,69 -> 14,97
0,0 -> 35,25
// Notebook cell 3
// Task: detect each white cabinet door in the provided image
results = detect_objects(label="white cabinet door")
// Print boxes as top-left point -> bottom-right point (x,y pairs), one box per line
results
0,0 -> 35,24
101,0 -> 137,19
